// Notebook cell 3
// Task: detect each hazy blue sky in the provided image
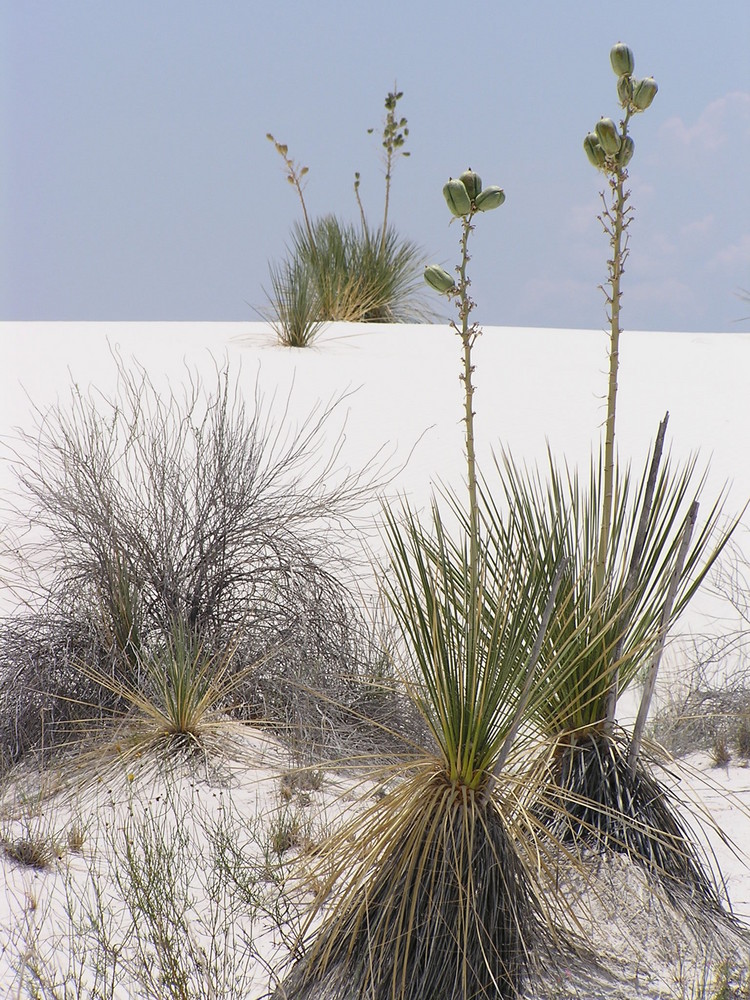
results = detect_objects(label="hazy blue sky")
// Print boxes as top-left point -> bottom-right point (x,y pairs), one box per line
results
2,0 -> 748,331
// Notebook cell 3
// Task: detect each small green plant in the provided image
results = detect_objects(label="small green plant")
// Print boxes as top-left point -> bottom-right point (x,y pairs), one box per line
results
707,959 -> 750,1000
269,805 -> 305,857
266,253 -> 326,348
66,819 -> 87,854
78,619 -> 254,756
278,214 -> 426,323
280,766 -> 325,802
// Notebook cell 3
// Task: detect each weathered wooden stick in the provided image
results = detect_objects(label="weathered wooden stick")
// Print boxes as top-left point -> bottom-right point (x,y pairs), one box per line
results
628,499 -> 698,775
603,412 -> 669,733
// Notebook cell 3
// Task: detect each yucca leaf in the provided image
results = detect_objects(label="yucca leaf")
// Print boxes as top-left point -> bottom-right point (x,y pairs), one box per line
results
476,438 -> 734,737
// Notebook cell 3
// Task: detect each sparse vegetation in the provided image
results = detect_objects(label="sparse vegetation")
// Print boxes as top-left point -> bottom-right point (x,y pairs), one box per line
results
0,357 -> 408,772
3,764 -> 305,998
1,43 -> 749,1000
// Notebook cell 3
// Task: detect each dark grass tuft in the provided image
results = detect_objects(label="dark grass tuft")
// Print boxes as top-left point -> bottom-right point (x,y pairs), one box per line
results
2,834 -> 60,870
540,730 -> 730,918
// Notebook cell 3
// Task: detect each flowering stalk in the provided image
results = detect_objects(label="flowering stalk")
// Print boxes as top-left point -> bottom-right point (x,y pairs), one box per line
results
424,170 -> 505,589
584,43 -> 658,728
596,107 -> 632,600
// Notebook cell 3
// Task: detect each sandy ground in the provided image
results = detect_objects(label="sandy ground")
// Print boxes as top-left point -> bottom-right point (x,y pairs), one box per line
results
1,321 -> 749,997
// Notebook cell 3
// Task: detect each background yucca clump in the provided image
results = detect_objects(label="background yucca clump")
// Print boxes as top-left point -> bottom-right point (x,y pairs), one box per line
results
265,88 -> 433,346
479,441 -> 733,911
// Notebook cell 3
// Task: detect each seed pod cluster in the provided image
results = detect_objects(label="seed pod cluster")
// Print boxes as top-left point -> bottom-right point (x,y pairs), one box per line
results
609,42 -> 658,114
442,168 -> 505,218
583,123 -> 636,172
584,43 -> 658,173
427,166 -> 505,297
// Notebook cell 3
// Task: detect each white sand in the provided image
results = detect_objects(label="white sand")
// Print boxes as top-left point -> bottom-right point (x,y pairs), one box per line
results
1,321 -> 749,997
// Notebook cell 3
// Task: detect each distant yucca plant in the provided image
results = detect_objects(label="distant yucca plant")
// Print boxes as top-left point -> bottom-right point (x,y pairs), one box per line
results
265,254 -> 326,348
284,215 -> 430,324
265,88 -> 433,343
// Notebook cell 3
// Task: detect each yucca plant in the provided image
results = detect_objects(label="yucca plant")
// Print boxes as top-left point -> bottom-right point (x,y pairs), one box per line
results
284,215 -> 429,323
274,170 -> 582,1000
277,501 -> 576,1000
465,44 -> 739,916
76,617 -> 254,758
477,437 -> 734,912
265,89 -> 433,339
265,254 -> 326,348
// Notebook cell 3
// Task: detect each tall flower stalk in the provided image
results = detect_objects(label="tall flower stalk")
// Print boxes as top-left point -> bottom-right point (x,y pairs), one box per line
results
425,170 -> 505,589
583,43 -> 659,727
369,86 -> 410,254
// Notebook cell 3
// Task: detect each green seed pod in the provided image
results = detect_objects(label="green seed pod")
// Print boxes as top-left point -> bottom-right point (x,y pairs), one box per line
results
595,117 -> 621,155
618,134 -> 635,168
583,132 -> 607,169
459,169 -> 482,200
474,186 -> 505,212
424,264 -> 456,294
442,178 -> 472,217
617,73 -> 634,107
632,77 -> 658,110
610,42 -> 635,77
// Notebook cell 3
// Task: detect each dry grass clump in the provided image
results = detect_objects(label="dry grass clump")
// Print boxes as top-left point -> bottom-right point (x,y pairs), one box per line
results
0,358 -> 408,773
650,653 -> 750,761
